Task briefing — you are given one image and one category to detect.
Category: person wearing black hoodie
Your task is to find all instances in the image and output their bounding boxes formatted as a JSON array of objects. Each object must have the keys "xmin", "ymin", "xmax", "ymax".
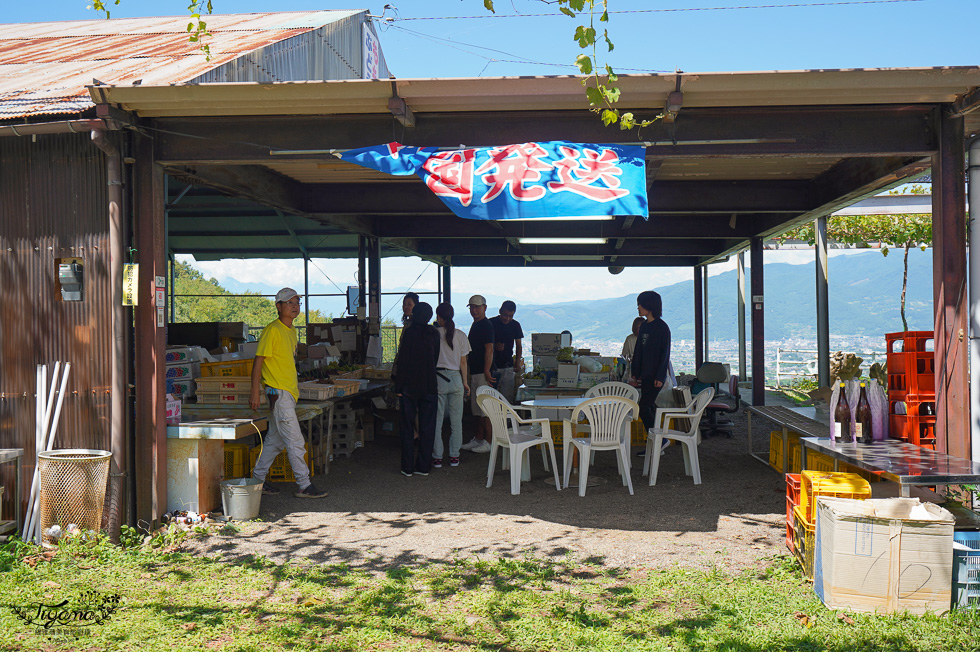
[
  {"xmin": 392, "ymin": 302, "xmax": 441, "ymax": 477},
  {"xmin": 630, "ymin": 290, "xmax": 671, "ymax": 433}
]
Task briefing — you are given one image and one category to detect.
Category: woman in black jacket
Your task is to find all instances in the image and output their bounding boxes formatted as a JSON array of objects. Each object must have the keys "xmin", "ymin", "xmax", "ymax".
[
  {"xmin": 393, "ymin": 302, "xmax": 440, "ymax": 476},
  {"xmin": 630, "ymin": 290, "xmax": 671, "ymax": 433}
]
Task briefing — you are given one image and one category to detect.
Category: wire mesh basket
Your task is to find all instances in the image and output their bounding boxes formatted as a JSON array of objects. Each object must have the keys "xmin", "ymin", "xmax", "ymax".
[{"xmin": 38, "ymin": 449, "xmax": 111, "ymax": 547}]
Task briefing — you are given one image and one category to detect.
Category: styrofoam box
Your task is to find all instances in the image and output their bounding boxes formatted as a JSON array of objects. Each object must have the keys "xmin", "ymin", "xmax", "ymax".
[
  {"xmin": 556, "ymin": 362, "xmax": 579, "ymax": 388},
  {"xmin": 534, "ymin": 355, "xmax": 559, "ymax": 370},
  {"xmin": 165, "ymin": 346, "xmax": 208, "ymax": 363},
  {"xmin": 169, "ymin": 379, "xmax": 197, "ymax": 399},
  {"xmin": 814, "ymin": 497, "xmax": 954, "ymax": 615}
]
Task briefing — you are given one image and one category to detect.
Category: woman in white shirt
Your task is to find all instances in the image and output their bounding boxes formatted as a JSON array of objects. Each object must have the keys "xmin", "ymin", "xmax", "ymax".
[{"xmin": 432, "ymin": 303, "xmax": 471, "ymax": 468}]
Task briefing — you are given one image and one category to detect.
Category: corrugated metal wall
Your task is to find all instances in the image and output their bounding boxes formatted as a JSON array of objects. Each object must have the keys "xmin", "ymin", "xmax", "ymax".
[
  {"xmin": 190, "ymin": 13, "xmax": 389, "ymax": 83},
  {"xmin": 0, "ymin": 132, "xmax": 112, "ymax": 527}
]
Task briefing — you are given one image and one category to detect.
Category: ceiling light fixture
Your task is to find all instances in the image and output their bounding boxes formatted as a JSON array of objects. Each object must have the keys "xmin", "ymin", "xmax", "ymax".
[
  {"xmin": 503, "ymin": 215, "xmax": 616, "ymax": 222},
  {"xmin": 518, "ymin": 237, "xmax": 608, "ymax": 245}
]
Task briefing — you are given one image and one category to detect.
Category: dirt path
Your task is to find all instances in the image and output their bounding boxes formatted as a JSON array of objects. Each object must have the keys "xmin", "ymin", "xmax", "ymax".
[{"xmin": 185, "ymin": 411, "xmax": 790, "ymax": 573}]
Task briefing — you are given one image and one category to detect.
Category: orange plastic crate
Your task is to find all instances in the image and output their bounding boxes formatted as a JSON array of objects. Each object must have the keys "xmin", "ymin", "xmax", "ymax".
[
  {"xmin": 885, "ymin": 331, "xmax": 934, "ymax": 354},
  {"xmin": 785, "ymin": 473, "xmax": 801, "ymax": 553}
]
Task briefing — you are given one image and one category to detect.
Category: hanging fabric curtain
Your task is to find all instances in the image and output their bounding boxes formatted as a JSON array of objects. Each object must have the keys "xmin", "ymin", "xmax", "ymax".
[{"xmin": 341, "ymin": 141, "xmax": 648, "ymax": 221}]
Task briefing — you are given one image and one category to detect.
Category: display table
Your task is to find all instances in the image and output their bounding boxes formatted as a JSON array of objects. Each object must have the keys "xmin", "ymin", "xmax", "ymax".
[
  {"xmin": 166, "ymin": 417, "xmax": 267, "ymax": 514},
  {"xmin": 745, "ymin": 405, "xmax": 828, "ymax": 474},
  {"xmin": 520, "ymin": 395, "xmax": 603, "ymax": 487},
  {"xmin": 0, "ymin": 448, "xmax": 24, "ymax": 537},
  {"xmin": 801, "ymin": 436, "xmax": 980, "ymax": 497}
]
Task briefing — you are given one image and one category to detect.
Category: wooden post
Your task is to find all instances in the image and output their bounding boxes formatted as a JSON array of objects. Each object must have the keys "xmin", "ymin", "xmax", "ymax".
[
  {"xmin": 442, "ymin": 265, "xmax": 452, "ymax": 306},
  {"xmin": 133, "ymin": 133, "xmax": 167, "ymax": 525},
  {"xmin": 750, "ymin": 237, "xmax": 766, "ymax": 406},
  {"xmin": 931, "ymin": 109, "xmax": 969, "ymax": 458}
]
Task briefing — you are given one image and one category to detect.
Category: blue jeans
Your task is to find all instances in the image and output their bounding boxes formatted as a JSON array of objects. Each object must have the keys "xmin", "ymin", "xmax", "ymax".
[
  {"xmin": 400, "ymin": 393, "xmax": 437, "ymax": 474},
  {"xmin": 433, "ymin": 370, "xmax": 464, "ymax": 459}
]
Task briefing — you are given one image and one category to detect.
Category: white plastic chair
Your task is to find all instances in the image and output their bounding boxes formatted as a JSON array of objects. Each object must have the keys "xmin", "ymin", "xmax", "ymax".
[
  {"xmin": 582, "ymin": 382, "xmax": 641, "ymax": 463},
  {"xmin": 477, "ymin": 394, "xmax": 561, "ymax": 495},
  {"xmin": 562, "ymin": 396, "xmax": 638, "ymax": 497},
  {"xmin": 476, "ymin": 384, "xmax": 549, "ymax": 471},
  {"xmin": 643, "ymin": 388, "xmax": 715, "ymax": 486},
  {"xmin": 584, "ymin": 381, "xmax": 640, "ymax": 402}
]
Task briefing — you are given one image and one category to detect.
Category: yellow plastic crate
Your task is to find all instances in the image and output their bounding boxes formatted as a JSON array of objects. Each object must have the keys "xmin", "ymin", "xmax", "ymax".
[
  {"xmin": 630, "ymin": 420, "xmax": 647, "ymax": 447},
  {"xmin": 200, "ymin": 359, "xmax": 255, "ymax": 377},
  {"xmin": 799, "ymin": 470, "xmax": 871, "ymax": 524},
  {"xmin": 224, "ymin": 442, "xmax": 249, "ymax": 479},
  {"xmin": 803, "ymin": 449, "xmax": 836, "ymax": 473},
  {"xmin": 249, "ymin": 443, "xmax": 313, "ymax": 482},
  {"xmin": 768, "ymin": 431, "xmax": 802, "ymax": 473},
  {"xmin": 792, "ymin": 504, "xmax": 815, "ymax": 581}
]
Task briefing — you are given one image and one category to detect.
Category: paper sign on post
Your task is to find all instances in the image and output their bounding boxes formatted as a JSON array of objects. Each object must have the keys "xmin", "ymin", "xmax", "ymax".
[{"xmin": 122, "ymin": 264, "xmax": 138, "ymax": 306}]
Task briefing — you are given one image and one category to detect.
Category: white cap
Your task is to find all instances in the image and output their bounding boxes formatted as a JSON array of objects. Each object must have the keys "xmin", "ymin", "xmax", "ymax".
[
  {"xmin": 467, "ymin": 294, "xmax": 487, "ymax": 307},
  {"xmin": 275, "ymin": 287, "xmax": 298, "ymax": 303}
]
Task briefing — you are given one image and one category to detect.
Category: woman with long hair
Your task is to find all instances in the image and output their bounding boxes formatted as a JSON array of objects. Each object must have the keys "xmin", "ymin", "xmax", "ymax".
[
  {"xmin": 431, "ymin": 303, "xmax": 471, "ymax": 468},
  {"xmin": 630, "ymin": 291, "xmax": 671, "ymax": 434},
  {"xmin": 392, "ymin": 301, "xmax": 440, "ymax": 476}
]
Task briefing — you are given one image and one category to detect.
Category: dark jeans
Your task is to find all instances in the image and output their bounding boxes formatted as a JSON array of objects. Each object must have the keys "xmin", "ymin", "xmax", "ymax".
[
  {"xmin": 400, "ymin": 393, "xmax": 437, "ymax": 474},
  {"xmin": 638, "ymin": 379, "xmax": 663, "ymax": 433}
]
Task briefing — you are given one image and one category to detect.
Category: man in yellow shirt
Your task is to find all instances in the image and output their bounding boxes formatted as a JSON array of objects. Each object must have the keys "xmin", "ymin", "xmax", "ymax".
[{"xmin": 249, "ymin": 288, "xmax": 328, "ymax": 498}]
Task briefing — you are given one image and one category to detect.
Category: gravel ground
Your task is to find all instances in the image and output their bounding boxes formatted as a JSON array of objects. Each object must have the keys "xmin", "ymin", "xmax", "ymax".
[{"xmin": 185, "ymin": 410, "xmax": 791, "ymax": 574}]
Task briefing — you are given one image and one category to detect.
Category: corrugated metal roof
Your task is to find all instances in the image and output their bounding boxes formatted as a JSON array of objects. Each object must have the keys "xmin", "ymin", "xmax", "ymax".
[{"xmin": 0, "ymin": 10, "xmax": 384, "ymax": 119}]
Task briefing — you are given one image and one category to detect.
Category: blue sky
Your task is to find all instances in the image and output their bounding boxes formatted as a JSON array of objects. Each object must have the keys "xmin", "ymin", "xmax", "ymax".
[{"xmin": 11, "ymin": 1, "xmax": 965, "ymax": 312}]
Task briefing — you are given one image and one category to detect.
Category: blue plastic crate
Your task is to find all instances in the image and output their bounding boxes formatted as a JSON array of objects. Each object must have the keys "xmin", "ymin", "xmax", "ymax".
[{"xmin": 953, "ymin": 531, "xmax": 980, "ymax": 610}]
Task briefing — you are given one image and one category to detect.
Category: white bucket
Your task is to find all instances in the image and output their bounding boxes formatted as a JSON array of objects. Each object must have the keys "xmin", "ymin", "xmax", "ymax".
[{"xmin": 219, "ymin": 478, "xmax": 262, "ymax": 520}]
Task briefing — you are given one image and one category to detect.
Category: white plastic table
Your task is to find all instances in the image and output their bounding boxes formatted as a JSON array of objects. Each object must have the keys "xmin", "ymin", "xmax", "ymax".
[{"xmin": 520, "ymin": 396, "xmax": 604, "ymax": 486}]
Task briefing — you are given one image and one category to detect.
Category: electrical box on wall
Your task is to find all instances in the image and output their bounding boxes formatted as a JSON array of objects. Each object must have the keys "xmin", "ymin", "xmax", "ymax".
[{"xmin": 57, "ymin": 258, "xmax": 83, "ymax": 301}]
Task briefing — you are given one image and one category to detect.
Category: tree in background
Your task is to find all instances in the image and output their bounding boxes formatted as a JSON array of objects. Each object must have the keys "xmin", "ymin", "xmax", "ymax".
[
  {"xmin": 172, "ymin": 260, "xmax": 328, "ymax": 338},
  {"xmin": 777, "ymin": 186, "xmax": 933, "ymax": 331}
]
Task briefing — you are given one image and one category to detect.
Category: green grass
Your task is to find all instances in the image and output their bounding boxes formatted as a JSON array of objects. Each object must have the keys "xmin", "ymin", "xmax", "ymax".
[{"xmin": 1, "ymin": 530, "xmax": 978, "ymax": 651}]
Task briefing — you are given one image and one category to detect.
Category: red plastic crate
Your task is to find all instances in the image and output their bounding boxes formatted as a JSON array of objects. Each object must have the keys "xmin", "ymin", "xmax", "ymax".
[
  {"xmin": 889, "ymin": 413, "xmax": 937, "ymax": 446},
  {"xmin": 785, "ymin": 473, "xmax": 801, "ymax": 553},
  {"xmin": 886, "ymin": 331, "xmax": 935, "ymax": 354},
  {"xmin": 886, "ymin": 353, "xmax": 935, "ymax": 394}
]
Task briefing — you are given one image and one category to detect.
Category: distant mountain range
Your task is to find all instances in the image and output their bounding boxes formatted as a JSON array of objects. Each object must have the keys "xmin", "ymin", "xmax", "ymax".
[
  {"xmin": 515, "ymin": 249, "xmax": 935, "ymax": 343},
  {"xmin": 211, "ymin": 249, "xmax": 935, "ymax": 344}
]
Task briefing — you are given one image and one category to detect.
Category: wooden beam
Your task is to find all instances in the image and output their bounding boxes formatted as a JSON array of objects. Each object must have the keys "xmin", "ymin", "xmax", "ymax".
[
  {"xmin": 304, "ymin": 180, "xmax": 811, "ymax": 217},
  {"xmin": 414, "ymin": 239, "xmax": 740, "ymax": 257},
  {"xmin": 445, "ymin": 255, "xmax": 700, "ymax": 267},
  {"xmin": 932, "ymin": 109, "xmax": 969, "ymax": 458},
  {"xmin": 951, "ymin": 86, "xmax": 980, "ymax": 118},
  {"xmin": 153, "ymin": 105, "xmax": 936, "ymax": 164}
]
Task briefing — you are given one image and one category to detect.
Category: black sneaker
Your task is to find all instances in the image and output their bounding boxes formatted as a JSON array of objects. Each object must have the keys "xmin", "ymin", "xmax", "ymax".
[
  {"xmin": 295, "ymin": 484, "xmax": 328, "ymax": 499},
  {"xmin": 261, "ymin": 482, "xmax": 280, "ymax": 495},
  {"xmin": 401, "ymin": 470, "xmax": 413, "ymax": 477},
  {"xmin": 413, "ymin": 470, "xmax": 429, "ymax": 477}
]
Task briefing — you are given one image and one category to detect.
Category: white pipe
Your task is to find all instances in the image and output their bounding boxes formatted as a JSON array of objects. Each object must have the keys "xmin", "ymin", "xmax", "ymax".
[
  {"xmin": 28, "ymin": 363, "xmax": 71, "ymax": 543},
  {"xmin": 968, "ymin": 137, "xmax": 980, "ymax": 465},
  {"xmin": 29, "ymin": 365, "xmax": 47, "ymax": 544},
  {"xmin": 23, "ymin": 366, "xmax": 42, "ymax": 535},
  {"xmin": 40, "ymin": 362, "xmax": 60, "ymax": 451}
]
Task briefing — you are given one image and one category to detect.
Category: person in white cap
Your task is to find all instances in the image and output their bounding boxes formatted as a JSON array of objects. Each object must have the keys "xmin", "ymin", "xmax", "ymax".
[
  {"xmin": 249, "ymin": 288, "xmax": 328, "ymax": 499},
  {"xmin": 460, "ymin": 294, "xmax": 494, "ymax": 453}
]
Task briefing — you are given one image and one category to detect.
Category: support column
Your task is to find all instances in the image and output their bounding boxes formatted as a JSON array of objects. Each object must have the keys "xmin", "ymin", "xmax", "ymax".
[
  {"xmin": 815, "ymin": 216, "xmax": 831, "ymax": 387},
  {"xmin": 968, "ymin": 137, "xmax": 980, "ymax": 464},
  {"xmin": 704, "ymin": 268, "xmax": 710, "ymax": 361},
  {"xmin": 750, "ymin": 237, "xmax": 766, "ymax": 406},
  {"xmin": 442, "ymin": 265, "xmax": 452, "ymax": 306},
  {"xmin": 737, "ymin": 251, "xmax": 747, "ymax": 381},
  {"xmin": 133, "ymin": 133, "xmax": 167, "ymax": 526},
  {"xmin": 367, "ymin": 237, "xmax": 381, "ymax": 329},
  {"xmin": 357, "ymin": 236, "xmax": 366, "ymax": 318},
  {"xmin": 693, "ymin": 266, "xmax": 704, "ymax": 370},
  {"xmin": 932, "ymin": 109, "xmax": 969, "ymax": 458},
  {"xmin": 303, "ymin": 254, "xmax": 310, "ymax": 326}
]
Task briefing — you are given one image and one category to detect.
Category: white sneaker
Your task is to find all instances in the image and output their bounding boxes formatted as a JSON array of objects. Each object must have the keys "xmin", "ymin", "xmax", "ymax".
[
  {"xmin": 460, "ymin": 439, "xmax": 481, "ymax": 451},
  {"xmin": 471, "ymin": 440, "xmax": 492, "ymax": 454}
]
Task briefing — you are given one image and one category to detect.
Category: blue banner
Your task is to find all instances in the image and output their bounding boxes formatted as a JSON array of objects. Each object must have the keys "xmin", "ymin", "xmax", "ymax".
[{"xmin": 340, "ymin": 141, "xmax": 648, "ymax": 221}]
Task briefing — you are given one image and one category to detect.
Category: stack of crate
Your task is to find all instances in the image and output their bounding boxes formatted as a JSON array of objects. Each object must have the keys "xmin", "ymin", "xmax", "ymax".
[
  {"xmin": 249, "ymin": 443, "xmax": 312, "ymax": 482},
  {"xmin": 331, "ymin": 405, "xmax": 363, "ymax": 458},
  {"xmin": 791, "ymin": 470, "xmax": 871, "ymax": 580},
  {"xmin": 224, "ymin": 442, "xmax": 250, "ymax": 479},
  {"xmin": 785, "ymin": 473, "xmax": 801, "ymax": 554},
  {"xmin": 886, "ymin": 331, "xmax": 936, "ymax": 449},
  {"xmin": 194, "ymin": 375, "xmax": 265, "ymax": 406}
]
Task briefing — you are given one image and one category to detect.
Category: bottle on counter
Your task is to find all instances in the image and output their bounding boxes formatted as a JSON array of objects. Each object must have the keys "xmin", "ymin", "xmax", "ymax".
[
  {"xmin": 856, "ymin": 381, "xmax": 873, "ymax": 444},
  {"xmin": 834, "ymin": 381, "xmax": 851, "ymax": 443}
]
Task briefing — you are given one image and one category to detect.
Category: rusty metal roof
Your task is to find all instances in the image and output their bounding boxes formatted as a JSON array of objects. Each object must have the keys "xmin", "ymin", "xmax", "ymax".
[{"xmin": 0, "ymin": 10, "xmax": 372, "ymax": 119}]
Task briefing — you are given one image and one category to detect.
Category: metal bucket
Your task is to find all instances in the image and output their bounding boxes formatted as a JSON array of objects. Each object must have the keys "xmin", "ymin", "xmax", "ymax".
[{"xmin": 219, "ymin": 478, "xmax": 262, "ymax": 520}]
